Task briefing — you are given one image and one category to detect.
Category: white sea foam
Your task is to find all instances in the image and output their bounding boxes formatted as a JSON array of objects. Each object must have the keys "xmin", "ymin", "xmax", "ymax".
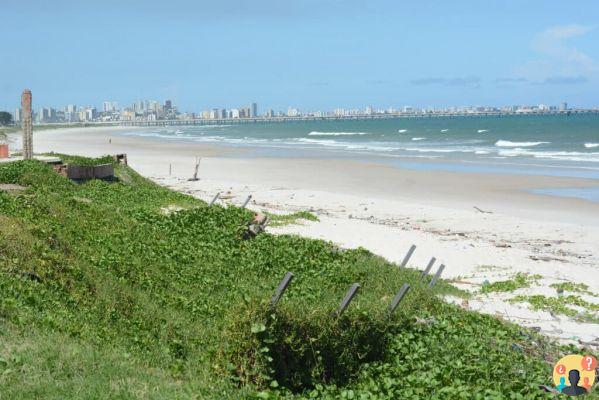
[
  {"xmin": 498, "ymin": 148, "xmax": 599, "ymax": 162},
  {"xmin": 404, "ymin": 147, "xmax": 474, "ymax": 154},
  {"xmin": 477, "ymin": 129, "xmax": 488, "ymax": 133},
  {"xmin": 440, "ymin": 129, "xmax": 449, "ymax": 132},
  {"xmin": 585, "ymin": 143, "xmax": 599, "ymax": 148},
  {"xmin": 495, "ymin": 140, "xmax": 549, "ymax": 147},
  {"xmin": 308, "ymin": 131, "xmax": 369, "ymax": 136},
  {"xmin": 398, "ymin": 129, "xmax": 408, "ymax": 133},
  {"xmin": 475, "ymin": 150, "xmax": 490, "ymax": 155},
  {"xmin": 411, "ymin": 137, "xmax": 426, "ymax": 141}
]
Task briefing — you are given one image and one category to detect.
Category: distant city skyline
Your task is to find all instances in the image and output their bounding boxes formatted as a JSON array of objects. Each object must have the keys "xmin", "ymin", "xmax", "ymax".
[{"xmin": 1, "ymin": 0, "xmax": 599, "ymax": 111}]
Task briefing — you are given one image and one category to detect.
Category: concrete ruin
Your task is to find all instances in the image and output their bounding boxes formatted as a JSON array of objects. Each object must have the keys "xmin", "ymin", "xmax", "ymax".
[{"xmin": 21, "ymin": 89, "xmax": 33, "ymax": 160}]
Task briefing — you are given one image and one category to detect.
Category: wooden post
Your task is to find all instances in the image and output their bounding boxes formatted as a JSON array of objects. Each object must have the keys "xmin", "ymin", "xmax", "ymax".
[
  {"xmin": 169, "ymin": 163, "xmax": 172, "ymax": 176},
  {"xmin": 421, "ymin": 257, "xmax": 436, "ymax": 278},
  {"xmin": 399, "ymin": 245, "xmax": 416, "ymax": 268},
  {"xmin": 242, "ymin": 195, "xmax": 252, "ymax": 208},
  {"xmin": 189, "ymin": 157, "xmax": 200, "ymax": 181},
  {"xmin": 209, "ymin": 192, "xmax": 220, "ymax": 207},
  {"xmin": 389, "ymin": 284, "xmax": 411, "ymax": 314},
  {"xmin": 429, "ymin": 264, "xmax": 445, "ymax": 288},
  {"xmin": 269, "ymin": 272, "xmax": 294, "ymax": 308},
  {"xmin": 335, "ymin": 283, "xmax": 360, "ymax": 316}
]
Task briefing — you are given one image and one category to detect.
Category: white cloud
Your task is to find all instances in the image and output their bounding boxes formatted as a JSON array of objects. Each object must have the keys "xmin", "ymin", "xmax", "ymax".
[{"xmin": 514, "ymin": 24, "xmax": 598, "ymax": 82}]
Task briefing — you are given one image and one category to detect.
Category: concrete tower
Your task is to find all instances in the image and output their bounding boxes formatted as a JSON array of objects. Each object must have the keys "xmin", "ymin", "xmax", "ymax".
[{"xmin": 21, "ymin": 89, "xmax": 33, "ymax": 160}]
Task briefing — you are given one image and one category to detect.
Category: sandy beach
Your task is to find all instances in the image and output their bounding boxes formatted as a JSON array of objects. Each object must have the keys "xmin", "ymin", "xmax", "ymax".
[{"xmin": 7, "ymin": 126, "xmax": 599, "ymax": 347}]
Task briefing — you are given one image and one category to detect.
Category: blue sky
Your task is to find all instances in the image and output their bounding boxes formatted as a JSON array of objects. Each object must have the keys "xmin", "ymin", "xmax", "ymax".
[{"xmin": 1, "ymin": 0, "xmax": 599, "ymax": 112}]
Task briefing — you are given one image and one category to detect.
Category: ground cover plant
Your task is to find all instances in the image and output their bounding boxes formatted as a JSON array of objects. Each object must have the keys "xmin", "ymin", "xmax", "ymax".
[
  {"xmin": 480, "ymin": 272, "xmax": 541, "ymax": 294},
  {"xmin": 0, "ymin": 158, "xmax": 597, "ymax": 399}
]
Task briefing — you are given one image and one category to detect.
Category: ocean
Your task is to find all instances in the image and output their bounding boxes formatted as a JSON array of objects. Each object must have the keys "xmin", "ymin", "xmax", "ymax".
[{"xmin": 123, "ymin": 114, "xmax": 599, "ymax": 201}]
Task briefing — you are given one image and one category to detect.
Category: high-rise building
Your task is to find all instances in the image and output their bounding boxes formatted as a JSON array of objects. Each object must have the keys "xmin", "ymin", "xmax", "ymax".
[
  {"xmin": 165, "ymin": 100, "xmax": 172, "ymax": 110},
  {"xmin": 103, "ymin": 101, "xmax": 118, "ymax": 112},
  {"xmin": 250, "ymin": 102, "xmax": 258, "ymax": 118},
  {"xmin": 13, "ymin": 108, "xmax": 21, "ymax": 123},
  {"xmin": 560, "ymin": 102, "xmax": 568, "ymax": 111}
]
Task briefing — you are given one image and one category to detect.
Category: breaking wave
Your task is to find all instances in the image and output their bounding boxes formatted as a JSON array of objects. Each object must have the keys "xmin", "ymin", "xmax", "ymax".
[
  {"xmin": 585, "ymin": 143, "xmax": 599, "ymax": 148},
  {"xmin": 495, "ymin": 140, "xmax": 549, "ymax": 147},
  {"xmin": 308, "ymin": 131, "xmax": 370, "ymax": 136}
]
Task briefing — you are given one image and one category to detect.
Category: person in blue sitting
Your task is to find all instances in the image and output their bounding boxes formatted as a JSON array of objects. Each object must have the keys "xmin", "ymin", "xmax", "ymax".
[{"xmin": 562, "ymin": 369, "xmax": 588, "ymax": 396}]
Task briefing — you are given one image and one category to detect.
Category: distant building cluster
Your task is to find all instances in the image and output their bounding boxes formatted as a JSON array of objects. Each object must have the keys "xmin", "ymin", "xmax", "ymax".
[
  {"xmin": 8, "ymin": 100, "xmax": 580, "ymax": 125},
  {"xmin": 12, "ymin": 99, "xmax": 179, "ymax": 124}
]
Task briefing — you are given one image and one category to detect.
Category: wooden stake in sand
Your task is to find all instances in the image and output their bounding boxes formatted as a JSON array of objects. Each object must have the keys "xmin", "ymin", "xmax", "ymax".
[
  {"xmin": 421, "ymin": 257, "xmax": 436, "ymax": 278},
  {"xmin": 429, "ymin": 264, "xmax": 445, "ymax": 288},
  {"xmin": 389, "ymin": 283, "xmax": 411, "ymax": 314},
  {"xmin": 242, "ymin": 195, "xmax": 252, "ymax": 208},
  {"xmin": 335, "ymin": 283, "xmax": 360, "ymax": 316},
  {"xmin": 169, "ymin": 163, "xmax": 172, "ymax": 176},
  {"xmin": 188, "ymin": 157, "xmax": 201, "ymax": 181},
  {"xmin": 270, "ymin": 272, "xmax": 294, "ymax": 308},
  {"xmin": 209, "ymin": 192, "xmax": 220, "ymax": 207},
  {"xmin": 399, "ymin": 245, "xmax": 416, "ymax": 268}
]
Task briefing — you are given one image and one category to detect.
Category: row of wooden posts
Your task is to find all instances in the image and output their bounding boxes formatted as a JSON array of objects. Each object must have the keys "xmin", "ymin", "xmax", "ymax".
[
  {"xmin": 201, "ymin": 188, "xmax": 447, "ymax": 316},
  {"xmin": 269, "ymin": 244, "xmax": 446, "ymax": 316},
  {"xmin": 208, "ymin": 192, "xmax": 252, "ymax": 208}
]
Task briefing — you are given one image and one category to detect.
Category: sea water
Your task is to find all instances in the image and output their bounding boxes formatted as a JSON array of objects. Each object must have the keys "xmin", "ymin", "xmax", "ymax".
[{"xmin": 122, "ymin": 114, "xmax": 599, "ymax": 202}]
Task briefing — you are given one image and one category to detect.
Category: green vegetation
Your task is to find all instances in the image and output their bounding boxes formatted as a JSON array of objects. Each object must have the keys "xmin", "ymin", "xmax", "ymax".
[
  {"xmin": 511, "ymin": 295, "xmax": 599, "ymax": 323},
  {"xmin": 480, "ymin": 272, "xmax": 541, "ymax": 294},
  {"xmin": 266, "ymin": 210, "xmax": 319, "ymax": 227},
  {"xmin": 0, "ymin": 111, "xmax": 12, "ymax": 126},
  {"xmin": 0, "ymin": 158, "xmax": 594, "ymax": 399},
  {"xmin": 549, "ymin": 281, "xmax": 594, "ymax": 296}
]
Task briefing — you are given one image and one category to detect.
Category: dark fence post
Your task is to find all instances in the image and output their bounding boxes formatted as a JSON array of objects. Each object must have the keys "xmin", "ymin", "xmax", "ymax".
[
  {"xmin": 389, "ymin": 284, "xmax": 411, "ymax": 314},
  {"xmin": 429, "ymin": 264, "xmax": 446, "ymax": 287},
  {"xmin": 421, "ymin": 257, "xmax": 436, "ymax": 278},
  {"xmin": 399, "ymin": 245, "xmax": 416, "ymax": 268},
  {"xmin": 335, "ymin": 283, "xmax": 360, "ymax": 316},
  {"xmin": 270, "ymin": 272, "xmax": 294, "ymax": 308},
  {"xmin": 209, "ymin": 192, "xmax": 220, "ymax": 207},
  {"xmin": 242, "ymin": 195, "xmax": 252, "ymax": 208}
]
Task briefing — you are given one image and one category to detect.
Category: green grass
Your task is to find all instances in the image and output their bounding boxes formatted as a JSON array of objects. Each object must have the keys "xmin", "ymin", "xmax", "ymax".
[
  {"xmin": 266, "ymin": 210, "xmax": 319, "ymax": 227},
  {"xmin": 510, "ymin": 295, "xmax": 599, "ymax": 323},
  {"xmin": 480, "ymin": 272, "xmax": 541, "ymax": 294},
  {"xmin": 0, "ymin": 158, "xmax": 596, "ymax": 399},
  {"xmin": 549, "ymin": 282, "xmax": 594, "ymax": 296}
]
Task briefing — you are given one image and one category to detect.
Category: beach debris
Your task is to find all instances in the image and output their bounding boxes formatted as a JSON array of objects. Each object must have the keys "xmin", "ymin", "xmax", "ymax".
[
  {"xmin": 188, "ymin": 157, "xmax": 200, "ymax": 181},
  {"xmin": 0, "ymin": 183, "xmax": 27, "ymax": 191},
  {"xmin": 244, "ymin": 212, "xmax": 269, "ymax": 239},
  {"xmin": 529, "ymin": 255, "xmax": 567, "ymax": 263},
  {"xmin": 388, "ymin": 284, "xmax": 410, "ymax": 314},
  {"xmin": 112, "ymin": 153, "xmax": 128, "ymax": 165},
  {"xmin": 428, "ymin": 264, "xmax": 446, "ymax": 288},
  {"xmin": 334, "ymin": 283, "xmax": 360, "ymax": 317},
  {"xmin": 269, "ymin": 272, "xmax": 294, "ymax": 308},
  {"xmin": 209, "ymin": 192, "xmax": 221, "ymax": 207},
  {"xmin": 415, "ymin": 316, "xmax": 436, "ymax": 325},
  {"xmin": 473, "ymin": 206, "xmax": 493, "ymax": 214},
  {"xmin": 399, "ymin": 244, "xmax": 416, "ymax": 268}
]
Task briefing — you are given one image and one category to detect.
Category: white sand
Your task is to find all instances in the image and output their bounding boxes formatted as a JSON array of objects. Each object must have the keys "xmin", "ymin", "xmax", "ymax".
[{"xmin": 8, "ymin": 126, "xmax": 599, "ymax": 347}]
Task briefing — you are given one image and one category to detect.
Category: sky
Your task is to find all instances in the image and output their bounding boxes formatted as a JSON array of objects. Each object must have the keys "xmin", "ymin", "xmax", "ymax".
[{"xmin": 1, "ymin": 0, "xmax": 599, "ymax": 113}]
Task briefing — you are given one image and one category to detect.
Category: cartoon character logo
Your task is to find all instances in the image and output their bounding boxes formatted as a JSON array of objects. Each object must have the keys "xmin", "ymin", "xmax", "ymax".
[{"xmin": 553, "ymin": 354, "xmax": 597, "ymax": 396}]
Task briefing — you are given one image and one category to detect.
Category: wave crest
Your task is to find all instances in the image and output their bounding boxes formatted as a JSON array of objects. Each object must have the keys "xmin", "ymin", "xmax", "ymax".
[
  {"xmin": 308, "ymin": 131, "xmax": 369, "ymax": 136},
  {"xmin": 495, "ymin": 140, "xmax": 549, "ymax": 147}
]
